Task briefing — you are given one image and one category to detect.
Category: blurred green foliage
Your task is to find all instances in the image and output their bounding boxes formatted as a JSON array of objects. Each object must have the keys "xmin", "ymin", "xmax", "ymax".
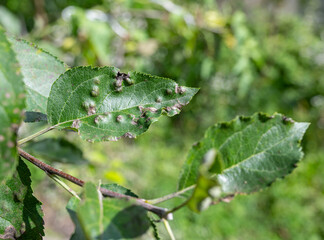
[{"xmin": 1, "ymin": 0, "xmax": 324, "ymax": 239}]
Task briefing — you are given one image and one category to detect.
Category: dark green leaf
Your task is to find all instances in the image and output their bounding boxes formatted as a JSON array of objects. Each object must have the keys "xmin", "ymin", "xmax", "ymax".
[
  {"xmin": 101, "ymin": 183, "xmax": 138, "ymax": 198},
  {"xmin": 178, "ymin": 113, "xmax": 309, "ymax": 196},
  {"xmin": 66, "ymin": 182, "xmax": 158, "ymax": 240},
  {"xmin": 9, "ymin": 37, "xmax": 67, "ymax": 114},
  {"xmin": 0, "ymin": 158, "xmax": 44, "ymax": 239},
  {"xmin": 24, "ymin": 111, "xmax": 48, "ymax": 123},
  {"xmin": 47, "ymin": 67, "xmax": 198, "ymax": 142},
  {"xmin": 0, "ymin": 27, "xmax": 25, "ymax": 183},
  {"xmin": 25, "ymin": 138, "xmax": 88, "ymax": 164}
]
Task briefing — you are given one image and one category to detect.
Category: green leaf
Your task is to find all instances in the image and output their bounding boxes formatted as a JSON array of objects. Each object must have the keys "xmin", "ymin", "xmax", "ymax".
[
  {"xmin": 47, "ymin": 67, "xmax": 198, "ymax": 142},
  {"xmin": 0, "ymin": 158, "xmax": 44, "ymax": 239},
  {"xmin": 25, "ymin": 138, "xmax": 88, "ymax": 164},
  {"xmin": 186, "ymin": 149, "xmax": 221, "ymax": 212},
  {"xmin": 0, "ymin": 6, "xmax": 21, "ymax": 35},
  {"xmin": 24, "ymin": 111, "xmax": 47, "ymax": 123},
  {"xmin": 178, "ymin": 113, "xmax": 309, "ymax": 196},
  {"xmin": 8, "ymin": 37, "xmax": 67, "ymax": 114},
  {"xmin": 0, "ymin": 27, "xmax": 25, "ymax": 183},
  {"xmin": 100, "ymin": 183, "xmax": 138, "ymax": 198},
  {"xmin": 66, "ymin": 182, "xmax": 158, "ymax": 240}
]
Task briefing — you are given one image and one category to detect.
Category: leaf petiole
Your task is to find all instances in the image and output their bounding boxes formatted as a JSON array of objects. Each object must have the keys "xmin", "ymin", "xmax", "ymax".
[
  {"xmin": 47, "ymin": 173, "xmax": 81, "ymax": 200},
  {"xmin": 162, "ymin": 219, "xmax": 176, "ymax": 240},
  {"xmin": 146, "ymin": 185, "xmax": 196, "ymax": 204},
  {"xmin": 18, "ymin": 126, "xmax": 55, "ymax": 145}
]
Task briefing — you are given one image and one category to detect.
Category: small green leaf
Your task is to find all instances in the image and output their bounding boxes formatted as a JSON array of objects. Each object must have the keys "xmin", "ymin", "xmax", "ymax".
[
  {"xmin": 0, "ymin": 158, "xmax": 44, "ymax": 239},
  {"xmin": 8, "ymin": 37, "xmax": 67, "ymax": 114},
  {"xmin": 66, "ymin": 182, "xmax": 158, "ymax": 240},
  {"xmin": 47, "ymin": 67, "xmax": 198, "ymax": 142},
  {"xmin": 101, "ymin": 183, "xmax": 138, "ymax": 198},
  {"xmin": 0, "ymin": 27, "xmax": 25, "ymax": 183},
  {"xmin": 25, "ymin": 138, "xmax": 88, "ymax": 164},
  {"xmin": 178, "ymin": 113, "xmax": 309, "ymax": 196},
  {"xmin": 186, "ymin": 149, "xmax": 221, "ymax": 212}
]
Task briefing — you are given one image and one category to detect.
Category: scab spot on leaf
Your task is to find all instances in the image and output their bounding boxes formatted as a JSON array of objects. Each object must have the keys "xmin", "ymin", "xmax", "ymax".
[
  {"xmin": 116, "ymin": 86, "xmax": 123, "ymax": 92},
  {"xmin": 175, "ymin": 84, "xmax": 186, "ymax": 94},
  {"xmin": 123, "ymin": 132, "xmax": 135, "ymax": 138},
  {"xmin": 88, "ymin": 106, "xmax": 96, "ymax": 116},
  {"xmin": 94, "ymin": 115, "xmax": 105, "ymax": 125},
  {"xmin": 91, "ymin": 85, "xmax": 99, "ymax": 97},
  {"xmin": 166, "ymin": 89, "xmax": 172, "ymax": 95},
  {"xmin": 155, "ymin": 97, "xmax": 162, "ymax": 103},
  {"xmin": 125, "ymin": 77, "xmax": 134, "ymax": 85},
  {"xmin": 282, "ymin": 116, "xmax": 294, "ymax": 124},
  {"xmin": 94, "ymin": 77, "xmax": 101, "ymax": 85},
  {"xmin": 72, "ymin": 119, "xmax": 81, "ymax": 129},
  {"xmin": 115, "ymin": 79, "xmax": 123, "ymax": 88},
  {"xmin": 108, "ymin": 136, "xmax": 120, "ymax": 141},
  {"xmin": 0, "ymin": 225, "xmax": 17, "ymax": 239},
  {"xmin": 116, "ymin": 115, "xmax": 123, "ymax": 123}
]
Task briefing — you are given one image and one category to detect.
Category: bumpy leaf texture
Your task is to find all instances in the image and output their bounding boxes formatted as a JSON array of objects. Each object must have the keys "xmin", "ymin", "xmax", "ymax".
[
  {"xmin": 9, "ymin": 37, "xmax": 67, "ymax": 114},
  {"xmin": 66, "ymin": 183, "xmax": 159, "ymax": 240},
  {"xmin": 47, "ymin": 66, "xmax": 198, "ymax": 142},
  {"xmin": 0, "ymin": 159, "xmax": 44, "ymax": 239},
  {"xmin": 178, "ymin": 113, "xmax": 309, "ymax": 196},
  {"xmin": 0, "ymin": 27, "xmax": 25, "ymax": 183}
]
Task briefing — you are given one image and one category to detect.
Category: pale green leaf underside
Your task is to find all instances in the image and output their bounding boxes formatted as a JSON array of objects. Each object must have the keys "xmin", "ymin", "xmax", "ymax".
[
  {"xmin": 178, "ymin": 113, "xmax": 309, "ymax": 194},
  {"xmin": 0, "ymin": 27, "xmax": 25, "ymax": 183},
  {"xmin": 0, "ymin": 159, "xmax": 44, "ymax": 239},
  {"xmin": 9, "ymin": 37, "xmax": 67, "ymax": 113},
  {"xmin": 66, "ymin": 182, "xmax": 157, "ymax": 240},
  {"xmin": 48, "ymin": 66, "xmax": 198, "ymax": 142},
  {"xmin": 25, "ymin": 138, "xmax": 88, "ymax": 164}
]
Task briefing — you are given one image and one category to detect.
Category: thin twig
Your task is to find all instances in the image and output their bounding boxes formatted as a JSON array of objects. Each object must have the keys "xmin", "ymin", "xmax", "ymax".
[
  {"xmin": 147, "ymin": 185, "xmax": 196, "ymax": 204},
  {"xmin": 162, "ymin": 219, "xmax": 176, "ymax": 240},
  {"xmin": 18, "ymin": 126, "xmax": 54, "ymax": 146},
  {"xmin": 47, "ymin": 173, "xmax": 81, "ymax": 200},
  {"xmin": 18, "ymin": 148, "xmax": 170, "ymax": 218},
  {"xmin": 167, "ymin": 199, "xmax": 190, "ymax": 214}
]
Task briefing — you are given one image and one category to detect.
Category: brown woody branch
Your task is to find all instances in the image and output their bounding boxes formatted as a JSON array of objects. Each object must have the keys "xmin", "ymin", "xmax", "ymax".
[{"xmin": 18, "ymin": 148, "xmax": 170, "ymax": 218}]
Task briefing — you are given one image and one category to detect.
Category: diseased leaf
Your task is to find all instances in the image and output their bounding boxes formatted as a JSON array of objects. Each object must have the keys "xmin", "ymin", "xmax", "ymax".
[
  {"xmin": 47, "ymin": 67, "xmax": 198, "ymax": 142},
  {"xmin": 66, "ymin": 182, "xmax": 158, "ymax": 240},
  {"xmin": 8, "ymin": 37, "xmax": 67, "ymax": 114},
  {"xmin": 0, "ymin": 158, "xmax": 44, "ymax": 239},
  {"xmin": 0, "ymin": 27, "xmax": 25, "ymax": 183},
  {"xmin": 25, "ymin": 138, "xmax": 88, "ymax": 164},
  {"xmin": 178, "ymin": 113, "xmax": 309, "ymax": 198}
]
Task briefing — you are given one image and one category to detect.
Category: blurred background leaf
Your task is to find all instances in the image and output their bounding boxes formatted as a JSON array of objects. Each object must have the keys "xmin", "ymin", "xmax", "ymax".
[{"xmin": 25, "ymin": 138, "xmax": 88, "ymax": 164}]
